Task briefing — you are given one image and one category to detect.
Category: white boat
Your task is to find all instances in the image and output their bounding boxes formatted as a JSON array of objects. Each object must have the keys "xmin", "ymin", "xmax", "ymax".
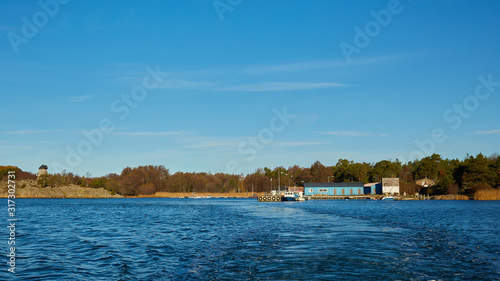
[
  {"xmin": 283, "ymin": 190, "xmax": 299, "ymax": 201},
  {"xmin": 381, "ymin": 196, "xmax": 394, "ymax": 200},
  {"xmin": 283, "ymin": 190, "xmax": 307, "ymax": 201},
  {"xmin": 185, "ymin": 193, "xmax": 202, "ymax": 199}
]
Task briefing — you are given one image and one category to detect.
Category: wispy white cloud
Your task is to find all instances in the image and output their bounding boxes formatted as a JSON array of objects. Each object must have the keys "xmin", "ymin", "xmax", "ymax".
[
  {"xmin": 240, "ymin": 55, "xmax": 406, "ymax": 74},
  {"xmin": 39, "ymin": 141, "xmax": 61, "ymax": 145},
  {"xmin": 155, "ymin": 76, "xmax": 347, "ymax": 92},
  {"xmin": 170, "ymin": 55, "xmax": 407, "ymax": 78},
  {"xmin": 318, "ymin": 131, "xmax": 387, "ymax": 137},
  {"xmin": 241, "ymin": 60, "xmax": 345, "ymax": 74},
  {"xmin": 159, "ymin": 77, "xmax": 214, "ymax": 90},
  {"xmin": 274, "ymin": 141, "xmax": 328, "ymax": 147},
  {"xmin": 473, "ymin": 129, "xmax": 500, "ymax": 135},
  {"xmin": 180, "ymin": 138, "xmax": 327, "ymax": 150},
  {"xmin": 181, "ymin": 142, "xmax": 237, "ymax": 149},
  {"xmin": 109, "ymin": 131, "xmax": 189, "ymax": 136},
  {"xmin": 216, "ymin": 82, "xmax": 348, "ymax": 92},
  {"xmin": 0, "ymin": 130, "xmax": 70, "ymax": 134},
  {"xmin": 0, "ymin": 26, "xmax": 17, "ymax": 31},
  {"xmin": 68, "ymin": 95, "xmax": 93, "ymax": 102},
  {"xmin": 0, "ymin": 145, "xmax": 38, "ymax": 149},
  {"xmin": 296, "ymin": 114, "xmax": 320, "ymax": 125},
  {"xmin": 104, "ymin": 55, "xmax": 404, "ymax": 92}
]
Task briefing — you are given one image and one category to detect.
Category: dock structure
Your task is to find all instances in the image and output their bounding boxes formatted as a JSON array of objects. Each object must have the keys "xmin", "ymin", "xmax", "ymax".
[{"xmin": 257, "ymin": 195, "xmax": 282, "ymax": 202}]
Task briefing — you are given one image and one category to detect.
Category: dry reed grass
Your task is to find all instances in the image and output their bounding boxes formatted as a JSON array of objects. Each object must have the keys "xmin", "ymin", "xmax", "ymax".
[
  {"xmin": 474, "ymin": 189, "xmax": 500, "ymax": 200},
  {"xmin": 136, "ymin": 192, "xmax": 255, "ymax": 198}
]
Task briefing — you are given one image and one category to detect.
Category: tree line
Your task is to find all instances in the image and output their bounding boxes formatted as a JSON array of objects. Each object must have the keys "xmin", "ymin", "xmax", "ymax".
[
  {"xmin": 2, "ymin": 153, "xmax": 499, "ymax": 196},
  {"xmin": 0, "ymin": 166, "xmax": 36, "ymax": 182}
]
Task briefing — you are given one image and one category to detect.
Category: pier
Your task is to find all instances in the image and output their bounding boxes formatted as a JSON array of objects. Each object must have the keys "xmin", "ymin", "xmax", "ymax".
[{"xmin": 257, "ymin": 195, "xmax": 282, "ymax": 202}]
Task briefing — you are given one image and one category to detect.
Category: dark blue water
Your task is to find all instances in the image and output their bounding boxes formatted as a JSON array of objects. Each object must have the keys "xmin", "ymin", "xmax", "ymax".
[{"xmin": 1, "ymin": 199, "xmax": 499, "ymax": 280}]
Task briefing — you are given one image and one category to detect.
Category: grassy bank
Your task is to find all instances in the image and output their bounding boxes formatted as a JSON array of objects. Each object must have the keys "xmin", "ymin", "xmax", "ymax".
[{"xmin": 474, "ymin": 189, "xmax": 500, "ymax": 200}]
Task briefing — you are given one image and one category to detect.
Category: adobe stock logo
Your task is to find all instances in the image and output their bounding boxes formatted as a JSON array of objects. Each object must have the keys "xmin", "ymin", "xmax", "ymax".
[
  {"xmin": 7, "ymin": 0, "xmax": 70, "ymax": 54},
  {"xmin": 213, "ymin": 0, "xmax": 242, "ymax": 21},
  {"xmin": 226, "ymin": 107, "xmax": 296, "ymax": 174},
  {"xmin": 51, "ymin": 65, "xmax": 169, "ymax": 172}
]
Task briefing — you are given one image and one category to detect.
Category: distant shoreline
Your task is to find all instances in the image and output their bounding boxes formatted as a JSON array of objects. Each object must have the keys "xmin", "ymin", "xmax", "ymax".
[
  {"xmin": 3, "ymin": 193, "xmax": 498, "ymax": 200},
  {"xmin": 1, "ymin": 180, "xmax": 499, "ymax": 200}
]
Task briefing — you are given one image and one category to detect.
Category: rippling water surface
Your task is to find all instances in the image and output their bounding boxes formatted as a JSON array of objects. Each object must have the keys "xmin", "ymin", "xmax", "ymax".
[{"xmin": 1, "ymin": 198, "xmax": 499, "ymax": 280}]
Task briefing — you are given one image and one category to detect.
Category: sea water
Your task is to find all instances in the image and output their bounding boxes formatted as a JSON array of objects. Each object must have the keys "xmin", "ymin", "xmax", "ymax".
[{"xmin": 1, "ymin": 198, "xmax": 499, "ymax": 280}]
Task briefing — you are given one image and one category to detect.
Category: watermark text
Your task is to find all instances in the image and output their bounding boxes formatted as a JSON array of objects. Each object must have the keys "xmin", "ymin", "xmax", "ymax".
[
  {"xmin": 6, "ymin": 171, "xmax": 16, "ymax": 274},
  {"xmin": 7, "ymin": 0, "xmax": 71, "ymax": 54}
]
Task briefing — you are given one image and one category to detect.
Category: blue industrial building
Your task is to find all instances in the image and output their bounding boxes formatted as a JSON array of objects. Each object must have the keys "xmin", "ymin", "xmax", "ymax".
[
  {"xmin": 303, "ymin": 182, "xmax": 365, "ymax": 196},
  {"xmin": 364, "ymin": 182, "xmax": 382, "ymax": 195}
]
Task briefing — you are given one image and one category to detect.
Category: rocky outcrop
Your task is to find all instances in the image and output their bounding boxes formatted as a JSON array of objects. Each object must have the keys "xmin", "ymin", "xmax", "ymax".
[{"xmin": 0, "ymin": 180, "xmax": 122, "ymax": 198}]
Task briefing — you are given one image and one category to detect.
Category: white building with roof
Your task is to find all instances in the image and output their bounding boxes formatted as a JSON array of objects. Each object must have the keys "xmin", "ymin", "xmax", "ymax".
[{"xmin": 382, "ymin": 178, "xmax": 399, "ymax": 194}]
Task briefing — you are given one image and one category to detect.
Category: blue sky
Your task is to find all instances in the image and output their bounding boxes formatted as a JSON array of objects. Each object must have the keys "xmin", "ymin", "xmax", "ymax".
[{"xmin": 1, "ymin": 0, "xmax": 499, "ymax": 176}]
